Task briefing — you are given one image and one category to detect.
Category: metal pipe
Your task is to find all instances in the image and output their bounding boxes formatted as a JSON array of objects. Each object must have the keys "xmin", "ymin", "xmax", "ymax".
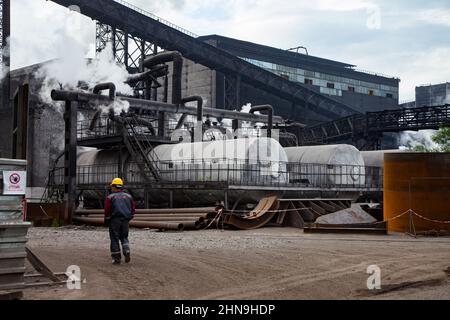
[
  {"xmin": 250, "ymin": 105, "xmax": 273, "ymax": 138},
  {"xmin": 125, "ymin": 70, "xmax": 156, "ymax": 84},
  {"xmin": 83, "ymin": 213, "xmax": 212, "ymax": 219},
  {"xmin": 183, "ymin": 221, "xmax": 203, "ymax": 230},
  {"xmin": 73, "ymin": 216, "xmax": 184, "ymax": 231},
  {"xmin": 135, "ymin": 217, "xmax": 205, "ymax": 222},
  {"xmin": 181, "ymin": 96, "xmax": 203, "ymax": 122},
  {"xmin": 85, "ymin": 217, "xmax": 207, "ymax": 224},
  {"xmin": 51, "ymin": 90, "xmax": 284, "ymax": 124},
  {"xmin": 75, "ymin": 207, "xmax": 216, "ymax": 214},
  {"xmin": 143, "ymin": 51, "xmax": 183, "ymax": 105},
  {"xmin": 93, "ymin": 83, "xmax": 116, "ymax": 100}
]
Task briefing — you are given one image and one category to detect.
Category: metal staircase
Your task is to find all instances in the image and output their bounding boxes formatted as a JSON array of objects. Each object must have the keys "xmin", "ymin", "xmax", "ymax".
[{"xmin": 121, "ymin": 115, "xmax": 161, "ymax": 181}]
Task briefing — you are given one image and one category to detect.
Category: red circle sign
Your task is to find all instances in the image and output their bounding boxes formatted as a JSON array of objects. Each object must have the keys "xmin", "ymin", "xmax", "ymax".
[{"xmin": 9, "ymin": 173, "xmax": 21, "ymax": 185}]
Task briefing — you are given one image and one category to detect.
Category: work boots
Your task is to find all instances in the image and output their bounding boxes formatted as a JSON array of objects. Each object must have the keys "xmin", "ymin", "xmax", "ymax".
[{"xmin": 124, "ymin": 252, "xmax": 131, "ymax": 263}]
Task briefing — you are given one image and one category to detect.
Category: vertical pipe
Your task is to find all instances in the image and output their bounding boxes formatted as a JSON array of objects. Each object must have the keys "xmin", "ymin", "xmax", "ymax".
[
  {"xmin": 64, "ymin": 101, "xmax": 77, "ymax": 225},
  {"xmin": 145, "ymin": 79, "xmax": 151, "ymax": 100},
  {"xmin": 163, "ymin": 72, "xmax": 169, "ymax": 103},
  {"xmin": 232, "ymin": 119, "xmax": 240, "ymax": 137},
  {"xmin": 118, "ymin": 144, "xmax": 123, "ymax": 178},
  {"xmin": 158, "ymin": 112, "xmax": 165, "ymax": 137},
  {"xmin": 152, "ymin": 85, "xmax": 158, "ymax": 101}
]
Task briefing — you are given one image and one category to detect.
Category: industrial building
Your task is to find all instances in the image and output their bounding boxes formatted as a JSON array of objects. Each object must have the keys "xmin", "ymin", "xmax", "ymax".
[
  {"xmin": 199, "ymin": 35, "xmax": 400, "ymax": 119},
  {"xmin": 416, "ymin": 82, "xmax": 450, "ymax": 107}
]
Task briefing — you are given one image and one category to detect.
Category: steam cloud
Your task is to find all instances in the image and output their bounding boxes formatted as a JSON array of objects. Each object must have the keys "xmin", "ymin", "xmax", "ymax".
[{"xmin": 399, "ymin": 130, "xmax": 439, "ymax": 150}]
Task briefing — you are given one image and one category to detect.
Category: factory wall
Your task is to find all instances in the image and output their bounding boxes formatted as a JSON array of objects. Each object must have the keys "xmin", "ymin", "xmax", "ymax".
[
  {"xmin": 158, "ymin": 58, "xmax": 216, "ymax": 109},
  {"xmin": 1, "ymin": 66, "xmax": 66, "ymax": 202}
]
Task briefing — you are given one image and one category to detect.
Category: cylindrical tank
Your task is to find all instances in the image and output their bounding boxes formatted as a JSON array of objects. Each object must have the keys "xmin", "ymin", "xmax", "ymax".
[
  {"xmin": 384, "ymin": 153, "xmax": 450, "ymax": 233},
  {"xmin": 149, "ymin": 138, "xmax": 288, "ymax": 185},
  {"xmin": 75, "ymin": 138, "xmax": 288, "ymax": 206},
  {"xmin": 284, "ymin": 144, "xmax": 365, "ymax": 186}
]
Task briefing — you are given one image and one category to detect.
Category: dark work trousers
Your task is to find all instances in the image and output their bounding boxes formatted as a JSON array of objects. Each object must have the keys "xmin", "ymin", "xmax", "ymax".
[{"xmin": 109, "ymin": 217, "xmax": 130, "ymax": 261}]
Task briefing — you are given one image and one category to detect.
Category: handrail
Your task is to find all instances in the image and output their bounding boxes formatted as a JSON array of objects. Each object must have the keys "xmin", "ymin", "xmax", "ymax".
[{"xmin": 113, "ymin": 0, "xmax": 198, "ymax": 38}]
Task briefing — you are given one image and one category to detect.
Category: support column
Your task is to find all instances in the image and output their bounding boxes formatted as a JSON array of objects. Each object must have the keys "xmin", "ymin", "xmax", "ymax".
[{"xmin": 63, "ymin": 101, "xmax": 78, "ymax": 225}]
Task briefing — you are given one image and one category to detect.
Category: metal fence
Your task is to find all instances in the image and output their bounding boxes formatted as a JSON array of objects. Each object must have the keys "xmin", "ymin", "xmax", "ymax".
[{"xmin": 51, "ymin": 160, "xmax": 383, "ymax": 190}]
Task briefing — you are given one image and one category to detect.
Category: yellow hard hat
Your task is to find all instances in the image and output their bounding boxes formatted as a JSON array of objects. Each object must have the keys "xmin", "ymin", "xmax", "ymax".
[{"xmin": 111, "ymin": 178, "xmax": 124, "ymax": 186}]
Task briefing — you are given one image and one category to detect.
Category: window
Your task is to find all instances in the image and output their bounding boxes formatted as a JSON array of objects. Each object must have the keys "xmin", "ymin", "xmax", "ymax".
[
  {"xmin": 327, "ymin": 83, "xmax": 335, "ymax": 89},
  {"xmin": 348, "ymin": 86, "xmax": 355, "ymax": 93},
  {"xmin": 386, "ymin": 93, "xmax": 393, "ymax": 98},
  {"xmin": 368, "ymin": 90, "xmax": 374, "ymax": 96},
  {"xmin": 304, "ymin": 78, "xmax": 313, "ymax": 85}
]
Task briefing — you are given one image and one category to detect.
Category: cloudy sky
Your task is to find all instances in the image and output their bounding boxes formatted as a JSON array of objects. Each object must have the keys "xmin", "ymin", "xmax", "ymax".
[{"xmin": 10, "ymin": 0, "xmax": 450, "ymax": 101}]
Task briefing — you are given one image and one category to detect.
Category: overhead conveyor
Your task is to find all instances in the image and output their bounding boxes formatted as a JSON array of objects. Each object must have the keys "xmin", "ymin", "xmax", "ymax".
[{"xmin": 49, "ymin": 0, "xmax": 359, "ymax": 120}]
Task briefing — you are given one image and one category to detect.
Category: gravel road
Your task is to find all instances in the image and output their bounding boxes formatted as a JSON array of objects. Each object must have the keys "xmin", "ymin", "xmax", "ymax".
[{"xmin": 23, "ymin": 226, "xmax": 450, "ymax": 300}]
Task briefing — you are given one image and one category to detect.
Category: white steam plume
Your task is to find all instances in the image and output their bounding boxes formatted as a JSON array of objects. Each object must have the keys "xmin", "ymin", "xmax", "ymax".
[
  {"xmin": 35, "ymin": 42, "xmax": 132, "ymax": 113},
  {"xmin": 399, "ymin": 130, "xmax": 438, "ymax": 150},
  {"xmin": 26, "ymin": 5, "xmax": 133, "ymax": 114},
  {"xmin": 0, "ymin": 38, "xmax": 10, "ymax": 81}
]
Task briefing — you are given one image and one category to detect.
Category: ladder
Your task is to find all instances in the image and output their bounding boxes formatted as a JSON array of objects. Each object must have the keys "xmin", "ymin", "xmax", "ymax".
[{"xmin": 121, "ymin": 115, "xmax": 161, "ymax": 181}]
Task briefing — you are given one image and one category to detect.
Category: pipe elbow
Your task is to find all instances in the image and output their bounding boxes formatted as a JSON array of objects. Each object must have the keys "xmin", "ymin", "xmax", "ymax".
[{"xmin": 93, "ymin": 82, "xmax": 116, "ymax": 100}]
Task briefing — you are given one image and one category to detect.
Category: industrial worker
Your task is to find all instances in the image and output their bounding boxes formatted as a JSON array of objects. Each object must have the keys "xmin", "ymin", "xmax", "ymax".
[{"xmin": 104, "ymin": 178, "xmax": 135, "ymax": 265}]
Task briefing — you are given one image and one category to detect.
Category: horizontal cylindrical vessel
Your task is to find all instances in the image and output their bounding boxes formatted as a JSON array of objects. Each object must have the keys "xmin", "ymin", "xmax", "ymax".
[
  {"xmin": 148, "ymin": 137, "xmax": 289, "ymax": 184},
  {"xmin": 75, "ymin": 138, "xmax": 289, "ymax": 206},
  {"xmin": 384, "ymin": 152, "xmax": 450, "ymax": 233},
  {"xmin": 284, "ymin": 144, "xmax": 365, "ymax": 186}
]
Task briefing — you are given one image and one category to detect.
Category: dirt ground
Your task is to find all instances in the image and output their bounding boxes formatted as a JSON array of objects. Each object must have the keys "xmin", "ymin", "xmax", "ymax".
[{"xmin": 23, "ymin": 226, "xmax": 450, "ymax": 300}]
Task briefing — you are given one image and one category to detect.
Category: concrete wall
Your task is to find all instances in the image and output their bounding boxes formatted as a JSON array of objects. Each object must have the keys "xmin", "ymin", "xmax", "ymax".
[{"xmin": 158, "ymin": 58, "xmax": 216, "ymax": 109}]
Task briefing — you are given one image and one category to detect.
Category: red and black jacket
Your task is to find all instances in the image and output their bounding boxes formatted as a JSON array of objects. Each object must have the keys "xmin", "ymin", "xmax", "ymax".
[{"xmin": 104, "ymin": 191, "xmax": 136, "ymax": 220}]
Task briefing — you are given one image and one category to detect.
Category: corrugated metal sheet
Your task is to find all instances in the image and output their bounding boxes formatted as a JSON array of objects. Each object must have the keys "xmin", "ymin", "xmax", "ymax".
[
  {"xmin": 0, "ymin": 158, "xmax": 27, "ymax": 222},
  {"xmin": 0, "ymin": 223, "xmax": 30, "ymax": 291},
  {"xmin": 0, "ymin": 159, "xmax": 30, "ymax": 293}
]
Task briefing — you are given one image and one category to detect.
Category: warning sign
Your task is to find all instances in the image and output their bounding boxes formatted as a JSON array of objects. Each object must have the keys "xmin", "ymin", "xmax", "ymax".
[{"xmin": 2, "ymin": 171, "xmax": 27, "ymax": 195}]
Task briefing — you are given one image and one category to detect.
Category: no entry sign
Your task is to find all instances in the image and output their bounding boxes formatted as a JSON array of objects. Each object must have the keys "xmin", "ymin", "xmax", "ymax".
[{"xmin": 2, "ymin": 171, "xmax": 27, "ymax": 195}]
